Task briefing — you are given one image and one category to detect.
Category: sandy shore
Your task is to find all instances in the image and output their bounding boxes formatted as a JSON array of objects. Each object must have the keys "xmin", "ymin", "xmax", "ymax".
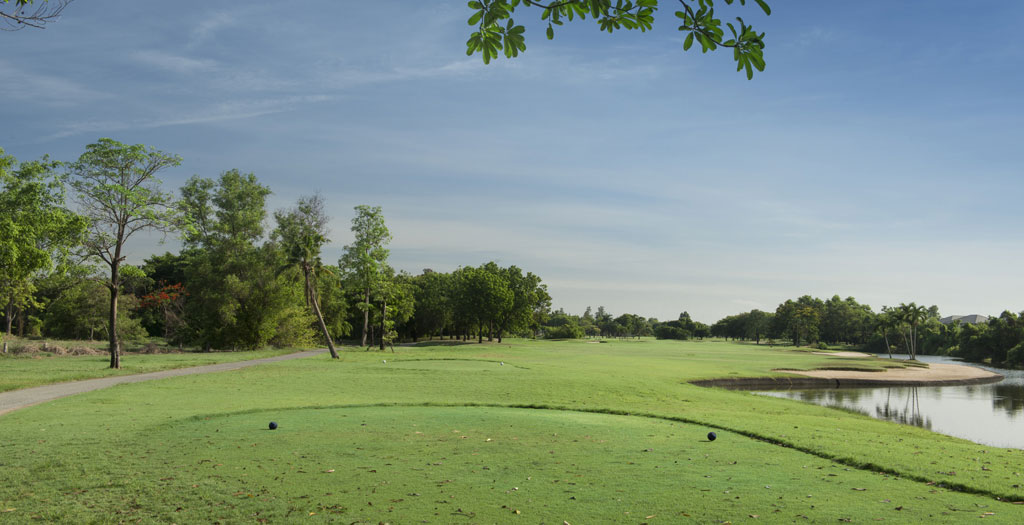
[{"xmin": 775, "ymin": 362, "xmax": 1002, "ymax": 383}]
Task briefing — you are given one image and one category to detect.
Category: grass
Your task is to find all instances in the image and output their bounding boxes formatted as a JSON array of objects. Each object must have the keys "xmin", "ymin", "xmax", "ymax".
[
  {"xmin": 1, "ymin": 338, "xmax": 1023, "ymax": 523},
  {"xmin": 0, "ymin": 337, "xmax": 303, "ymax": 392}
]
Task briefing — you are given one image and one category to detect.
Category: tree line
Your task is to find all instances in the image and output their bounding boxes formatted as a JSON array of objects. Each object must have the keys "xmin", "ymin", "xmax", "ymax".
[{"xmin": 0, "ymin": 141, "xmax": 550, "ymax": 367}]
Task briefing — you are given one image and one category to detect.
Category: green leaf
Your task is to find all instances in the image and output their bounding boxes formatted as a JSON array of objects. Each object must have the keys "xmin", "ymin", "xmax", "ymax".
[
  {"xmin": 546, "ymin": 25, "xmax": 554, "ymax": 40},
  {"xmin": 683, "ymin": 32, "xmax": 694, "ymax": 50},
  {"xmin": 754, "ymin": 0, "xmax": 771, "ymax": 16},
  {"xmin": 468, "ymin": 11, "xmax": 483, "ymax": 26}
]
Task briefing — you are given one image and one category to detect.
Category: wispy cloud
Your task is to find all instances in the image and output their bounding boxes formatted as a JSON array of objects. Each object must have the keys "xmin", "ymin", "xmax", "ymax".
[
  {"xmin": 47, "ymin": 95, "xmax": 331, "ymax": 139},
  {"xmin": 0, "ymin": 60, "xmax": 109, "ymax": 106},
  {"xmin": 132, "ymin": 50, "xmax": 218, "ymax": 74},
  {"xmin": 188, "ymin": 11, "xmax": 238, "ymax": 48}
]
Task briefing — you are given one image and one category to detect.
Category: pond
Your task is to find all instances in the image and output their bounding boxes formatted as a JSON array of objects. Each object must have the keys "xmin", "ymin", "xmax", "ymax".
[{"xmin": 757, "ymin": 355, "xmax": 1024, "ymax": 449}]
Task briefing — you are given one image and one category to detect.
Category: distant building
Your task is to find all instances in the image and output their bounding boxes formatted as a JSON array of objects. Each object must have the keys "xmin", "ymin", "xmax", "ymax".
[{"xmin": 939, "ymin": 314, "xmax": 989, "ymax": 325}]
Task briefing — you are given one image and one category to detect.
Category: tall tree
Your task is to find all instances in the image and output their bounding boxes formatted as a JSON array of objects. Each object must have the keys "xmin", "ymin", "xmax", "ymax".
[
  {"xmin": 339, "ymin": 205, "xmax": 391, "ymax": 347},
  {"xmin": 465, "ymin": 0, "xmax": 770, "ymax": 78},
  {"xmin": 69, "ymin": 139, "xmax": 182, "ymax": 369},
  {"xmin": 273, "ymin": 193, "xmax": 339, "ymax": 358},
  {"xmin": 0, "ymin": 150, "xmax": 86, "ymax": 336}
]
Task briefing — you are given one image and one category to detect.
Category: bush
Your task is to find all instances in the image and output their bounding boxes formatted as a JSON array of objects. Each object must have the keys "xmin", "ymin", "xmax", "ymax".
[
  {"xmin": 816, "ymin": 342, "xmax": 829, "ymax": 350},
  {"xmin": 544, "ymin": 323, "xmax": 584, "ymax": 339}
]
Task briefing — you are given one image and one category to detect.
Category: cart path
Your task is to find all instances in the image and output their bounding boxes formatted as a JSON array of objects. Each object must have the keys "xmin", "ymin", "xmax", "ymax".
[{"xmin": 0, "ymin": 349, "xmax": 328, "ymax": 417}]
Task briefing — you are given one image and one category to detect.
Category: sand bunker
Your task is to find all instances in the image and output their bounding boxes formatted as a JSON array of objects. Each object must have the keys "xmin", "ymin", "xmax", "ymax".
[{"xmin": 776, "ymin": 362, "xmax": 1001, "ymax": 383}]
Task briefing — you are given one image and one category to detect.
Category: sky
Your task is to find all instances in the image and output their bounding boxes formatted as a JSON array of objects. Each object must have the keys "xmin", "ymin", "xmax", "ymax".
[{"xmin": 3, "ymin": 1, "xmax": 1023, "ymax": 323}]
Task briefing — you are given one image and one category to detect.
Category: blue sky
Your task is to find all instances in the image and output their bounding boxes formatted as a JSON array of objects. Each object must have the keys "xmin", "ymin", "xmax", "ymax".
[{"xmin": 3, "ymin": 1, "xmax": 1023, "ymax": 323}]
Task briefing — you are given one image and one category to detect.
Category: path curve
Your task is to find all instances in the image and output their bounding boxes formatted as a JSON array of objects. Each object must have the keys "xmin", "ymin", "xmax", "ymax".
[{"xmin": 0, "ymin": 349, "xmax": 328, "ymax": 417}]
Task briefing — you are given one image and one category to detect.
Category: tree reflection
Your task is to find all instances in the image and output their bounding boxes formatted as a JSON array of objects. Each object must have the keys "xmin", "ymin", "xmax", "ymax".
[
  {"xmin": 992, "ymin": 384, "xmax": 1024, "ymax": 417},
  {"xmin": 875, "ymin": 387, "xmax": 932, "ymax": 430}
]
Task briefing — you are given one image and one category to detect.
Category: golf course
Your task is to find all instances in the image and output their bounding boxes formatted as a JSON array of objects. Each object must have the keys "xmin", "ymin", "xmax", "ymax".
[{"xmin": 2, "ymin": 339, "xmax": 1023, "ymax": 523}]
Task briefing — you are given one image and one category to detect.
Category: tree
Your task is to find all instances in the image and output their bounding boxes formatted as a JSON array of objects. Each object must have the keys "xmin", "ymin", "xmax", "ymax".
[
  {"xmin": 491, "ymin": 263, "xmax": 550, "ymax": 342},
  {"xmin": 339, "ymin": 205, "xmax": 391, "ymax": 347},
  {"xmin": 877, "ymin": 306, "xmax": 897, "ymax": 359},
  {"xmin": 410, "ymin": 270, "xmax": 452, "ymax": 341},
  {"xmin": 895, "ymin": 302, "xmax": 927, "ymax": 360},
  {"xmin": 774, "ymin": 295, "xmax": 823, "ymax": 347},
  {"xmin": 370, "ymin": 268, "xmax": 414, "ymax": 350},
  {"xmin": 69, "ymin": 139, "xmax": 182, "ymax": 369},
  {"xmin": 273, "ymin": 193, "xmax": 340, "ymax": 359},
  {"xmin": 1, "ymin": 0, "xmax": 72, "ymax": 31},
  {"xmin": 453, "ymin": 264, "xmax": 512, "ymax": 343},
  {"xmin": 178, "ymin": 171, "xmax": 311, "ymax": 351},
  {"xmin": 465, "ymin": 0, "xmax": 770, "ymax": 78},
  {"xmin": 0, "ymin": 149, "xmax": 86, "ymax": 336}
]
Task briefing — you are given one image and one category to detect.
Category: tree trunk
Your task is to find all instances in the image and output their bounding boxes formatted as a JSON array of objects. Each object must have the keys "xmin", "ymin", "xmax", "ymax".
[
  {"xmin": 361, "ymin": 287, "xmax": 370, "ymax": 347},
  {"xmin": 4, "ymin": 299, "xmax": 13, "ymax": 336},
  {"xmin": 108, "ymin": 277, "xmax": 120, "ymax": 369},
  {"xmin": 883, "ymin": 332, "xmax": 893, "ymax": 359},
  {"xmin": 379, "ymin": 298, "xmax": 387, "ymax": 351},
  {"xmin": 306, "ymin": 267, "xmax": 338, "ymax": 359}
]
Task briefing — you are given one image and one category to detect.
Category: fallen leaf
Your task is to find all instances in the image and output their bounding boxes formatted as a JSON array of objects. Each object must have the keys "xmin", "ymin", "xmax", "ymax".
[
  {"xmin": 2, "ymin": 509, "xmax": 15, "ymax": 513},
  {"xmin": 325, "ymin": 469, "xmax": 335, "ymax": 473},
  {"xmin": 852, "ymin": 488, "xmax": 867, "ymax": 491},
  {"xmin": 749, "ymin": 515, "xmax": 759, "ymax": 518}
]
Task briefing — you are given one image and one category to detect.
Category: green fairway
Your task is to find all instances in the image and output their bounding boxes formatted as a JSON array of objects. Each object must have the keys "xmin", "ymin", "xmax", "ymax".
[
  {"xmin": 2, "ymin": 339, "xmax": 1023, "ymax": 523},
  {"xmin": 0, "ymin": 347, "xmax": 302, "ymax": 392}
]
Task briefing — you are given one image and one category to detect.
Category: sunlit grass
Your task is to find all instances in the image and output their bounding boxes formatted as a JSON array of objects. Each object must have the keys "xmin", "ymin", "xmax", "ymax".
[{"xmin": 1, "ymin": 338, "xmax": 1021, "ymax": 522}]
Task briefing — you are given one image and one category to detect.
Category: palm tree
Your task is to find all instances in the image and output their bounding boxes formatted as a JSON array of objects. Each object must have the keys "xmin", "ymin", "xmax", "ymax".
[
  {"xmin": 897, "ymin": 302, "xmax": 927, "ymax": 360},
  {"xmin": 274, "ymin": 194, "xmax": 339, "ymax": 359}
]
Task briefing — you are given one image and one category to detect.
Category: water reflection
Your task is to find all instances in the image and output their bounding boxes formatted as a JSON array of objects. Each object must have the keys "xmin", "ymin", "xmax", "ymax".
[
  {"xmin": 874, "ymin": 388, "xmax": 931, "ymax": 430},
  {"xmin": 758, "ymin": 355, "xmax": 1024, "ymax": 449}
]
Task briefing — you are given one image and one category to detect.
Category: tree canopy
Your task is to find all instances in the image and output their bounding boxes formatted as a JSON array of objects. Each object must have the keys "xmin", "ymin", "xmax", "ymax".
[{"xmin": 466, "ymin": 0, "xmax": 770, "ymax": 78}]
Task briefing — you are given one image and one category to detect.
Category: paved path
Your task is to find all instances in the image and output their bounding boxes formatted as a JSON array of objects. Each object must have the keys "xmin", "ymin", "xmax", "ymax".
[{"xmin": 0, "ymin": 349, "xmax": 327, "ymax": 417}]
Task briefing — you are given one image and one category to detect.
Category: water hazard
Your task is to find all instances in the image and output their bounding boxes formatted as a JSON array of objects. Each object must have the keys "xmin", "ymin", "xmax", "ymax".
[{"xmin": 757, "ymin": 355, "xmax": 1024, "ymax": 449}]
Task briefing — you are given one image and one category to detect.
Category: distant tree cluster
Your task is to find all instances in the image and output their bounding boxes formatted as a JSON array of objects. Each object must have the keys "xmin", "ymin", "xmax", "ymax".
[
  {"xmin": 710, "ymin": 295, "xmax": 1024, "ymax": 368},
  {"xmin": 534, "ymin": 307, "xmax": 708, "ymax": 341}
]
